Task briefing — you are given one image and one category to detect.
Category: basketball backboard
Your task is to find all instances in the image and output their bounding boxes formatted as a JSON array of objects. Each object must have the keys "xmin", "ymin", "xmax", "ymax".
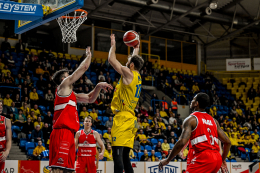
[{"xmin": 15, "ymin": 0, "xmax": 84, "ymax": 34}]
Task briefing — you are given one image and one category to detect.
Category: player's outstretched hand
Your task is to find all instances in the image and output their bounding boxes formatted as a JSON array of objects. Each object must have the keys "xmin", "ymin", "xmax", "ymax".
[
  {"xmin": 133, "ymin": 40, "xmax": 140, "ymax": 49},
  {"xmin": 159, "ymin": 158, "xmax": 170, "ymax": 171},
  {"xmin": 99, "ymin": 152, "xmax": 104, "ymax": 160},
  {"xmin": 110, "ymin": 34, "xmax": 116, "ymax": 47},
  {"xmin": 98, "ymin": 82, "xmax": 113, "ymax": 92},
  {"xmin": 86, "ymin": 46, "xmax": 92, "ymax": 58},
  {"xmin": 220, "ymin": 160, "xmax": 229, "ymax": 173}
]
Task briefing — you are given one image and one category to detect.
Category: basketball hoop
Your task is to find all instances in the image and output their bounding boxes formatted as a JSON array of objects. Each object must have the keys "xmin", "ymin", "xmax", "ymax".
[{"xmin": 57, "ymin": 9, "xmax": 88, "ymax": 43}]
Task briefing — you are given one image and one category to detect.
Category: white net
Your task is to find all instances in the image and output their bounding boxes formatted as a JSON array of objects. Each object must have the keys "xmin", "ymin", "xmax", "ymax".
[{"xmin": 56, "ymin": 10, "xmax": 88, "ymax": 43}]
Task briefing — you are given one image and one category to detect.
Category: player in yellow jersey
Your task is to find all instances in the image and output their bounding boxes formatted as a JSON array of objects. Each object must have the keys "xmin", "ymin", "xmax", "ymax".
[{"xmin": 108, "ymin": 34, "xmax": 144, "ymax": 173}]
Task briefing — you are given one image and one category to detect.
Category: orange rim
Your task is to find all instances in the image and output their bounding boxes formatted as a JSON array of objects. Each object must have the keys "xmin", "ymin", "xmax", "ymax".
[{"xmin": 60, "ymin": 9, "xmax": 88, "ymax": 19}]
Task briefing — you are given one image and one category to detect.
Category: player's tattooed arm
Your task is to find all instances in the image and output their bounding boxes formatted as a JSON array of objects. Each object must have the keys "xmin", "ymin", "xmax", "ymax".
[
  {"xmin": 214, "ymin": 119, "xmax": 231, "ymax": 162},
  {"xmin": 165, "ymin": 116, "xmax": 196, "ymax": 163}
]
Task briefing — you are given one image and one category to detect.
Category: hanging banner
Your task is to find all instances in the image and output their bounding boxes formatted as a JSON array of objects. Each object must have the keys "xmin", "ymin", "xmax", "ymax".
[
  {"xmin": 253, "ymin": 58, "xmax": 260, "ymax": 70},
  {"xmin": 226, "ymin": 59, "xmax": 251, "ymax": 71}
]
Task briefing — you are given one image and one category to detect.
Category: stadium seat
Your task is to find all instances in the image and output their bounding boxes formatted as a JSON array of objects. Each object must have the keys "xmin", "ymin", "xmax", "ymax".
[
  {"xmin": 102, "ymin": 130, "xmax": 107, "ymax": 135},
  {"xmin": 12, "ymin": 125, "xmax": 20, "ymax": 132},
  {"xmin": 140, "ymin": 145, "xmax": 144, "ymax": 151},
  {"xmin": 151, "ymin": 138, "xmax": 158, "ymax": 145},
  {"xmin": 38, "ymin": 105, "xmax": 46, "ymax": 111},
  {"xmin": 145, "ymin": 145, "xmax": 152, "ymax": 151},
  {"xmin": 25, "ymin": 142, "xmax": 35, "ymax": 151},
  {"xmin": 158, "ymin": 139, "xmax": 164, "ymax": 144},
  {"xmin": 96, "ymin": 129, "xmax": 102, "ymax": 134},
  {"xmin": 155, "ymin": 152, "xmax": 161, "ymax": 158},
  {"xmin": 27, "ymin": 149, "xmax": 34, "ymax": 156},
  {"xmin": 138, "ymin": 152, "xmax": 143, "ymax": 161},
  {"xmin": 19, "ymin": 139, "xmax": 27, "ymax": 148}
]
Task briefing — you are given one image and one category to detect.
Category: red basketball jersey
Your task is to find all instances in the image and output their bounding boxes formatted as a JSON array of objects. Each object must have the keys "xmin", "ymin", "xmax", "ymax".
[
  {"xmin": 77, "ymin": 129, "xmax": 97, "ymax": 156},
  {"xmin": 53, "ymin": 89, "xmax": 79, "ymax": 132},
  {"xmin": 189, "ymin": 111, "xmax": 219, "ymax": 153},
  {"xmin": 0, "ymin": 116, "xmax": 6, "ymax": 151}
]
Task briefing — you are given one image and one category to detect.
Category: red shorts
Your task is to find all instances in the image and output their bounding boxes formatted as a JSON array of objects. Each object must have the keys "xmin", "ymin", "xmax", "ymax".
[
  {"xmin": 186, "ymin": 148, "xmax": 195, "ymax": 166},
  {"xmin": 186, "ymin": 150, "xmax": 222, "ymax": 173},
  {"xmin": 75, "ymin": 156, "xmax": 96, "ymax": 173},
  {"xmin": 49, "ymin": 129, "xmax": 76, "ymax": 171}
]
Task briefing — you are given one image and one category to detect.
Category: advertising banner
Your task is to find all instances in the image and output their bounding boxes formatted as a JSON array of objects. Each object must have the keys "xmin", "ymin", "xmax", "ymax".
[
  {"xmin": 106, "ymin": 161, "xmax": 144, "ymax": 173},
  {"xmin": 226, "ymin": 59, "xmax": 251, "ymax": 71},
  {"xmin": 19, "ymin": 160, "xmax": 40, "ymax": 173},
  {"xmin": 4, "ymin": 160, "xmax": 18, "ymax": 173},
  {"xmin": 230, "ymin": 162, "xmax": 259, "ymax": 173},
  {"xmin": 145, "ymin": 162, "xmax": 181, "ymax": 173},
  {"xmin": 254, "ymin": 58, "xmax": 260, "ymax": 70}
]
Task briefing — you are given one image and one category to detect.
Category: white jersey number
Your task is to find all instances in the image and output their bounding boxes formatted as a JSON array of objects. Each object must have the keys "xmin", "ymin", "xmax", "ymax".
[{"xmin": 207, "ymin": 128, "xmax": 214, "ymax": 145}]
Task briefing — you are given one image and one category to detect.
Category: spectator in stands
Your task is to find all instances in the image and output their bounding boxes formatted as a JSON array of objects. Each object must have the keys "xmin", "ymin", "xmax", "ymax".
[
  {"xmin": 209, "ymin": 106, "xmax": 217, "ymax": 118},
  {"xmin": 169, "ymin": 138, "xmax": 175, "ymax": 149},
  {"xmin": 133, "ymin": 139, "xmax": 141, "ymax": 154},
  {"xmin": 84, "ymin": 76, "xmax": 93, "ymax": 86},
  {"xmin": 168, "ymin": 131, "xmax": 177, "ymax": 142},
  {"xmin": 36, "ymin": 65, "xmax": 44, "ymax": 76},
  {"xmin": 150, "ymin": 150, "xmax": 156, "ymax": 162},
  {"xmin": 20, "ymin": 102, "xmax": 30, "ymax": 116},
  {"xmin": 5, "ymin": 72, "xmax": 14, "ymax": 84},
  {"xmin": 174, "ymin": 77, "xmax": 182, "ymax": 90},
  {"xmin": 161, "ymin": 96, "xmax": 168, "ymax": 110},
  {"xmin": 44, "ymin": 111, "xmax": 53, "ymax": 126},
  {"xmin": 152, "ymin": 125, "xmax": 164, "ymax": 139},
  {"xmin": 169, "ymin": 112, "xmax": 177, "ymax": 126},
  {"xmin": 104, "ymin": 145, "xmax": 113, "ymax": 161},
  {"xmin": 15, "ymin": 39, "xmax": 25, "ymax": 53},
  {"xmin": 10, "ymin": 102, "xmax": 18, "ymax": 114},
  {"xmin": 29, "ymin": 88, "xmax": 39, "ymax": 105},
  {"xmin": 248, "ymin": 88, "xmax": 256, "ymax": 100},
  {"xmin": 37, "ymin": 75, "xmax": 46, "ymax": 91},
  {"xmin": 0, "ymin": 58, "xmax": 5, "ymax": 71},
  {"xmin": 180, "ymin": 84, "xmax": 188, "ymax": 93},
  {"xmin": 1, "ymin": 37, "xmax": 11, "ymax": 52},
  {"xmin": 213, "ymin": 95, "xmax": 221, "ymax": 105},
  {"xmin": 15, "ymin": 74, "xmax": 24, "ymax": 85},
  {"xmin": 151, "ymin": 93, "xmax": 159, "ymax": 108},
  {"xmin": 7, "ymin": 56, "xmax": 15, "ymax": 68},
  {"xmin": 135, "ymin": 129, "xmax": 152, "ymax": 146},
  {"xmin": 165, "ymin": 125, "xmax": 172, "ymax": 137},
  {"xmin": 236, "ymin": 105, "xmax": 243, "ymax": 116},
  {"xmin": 155, "ymin": 142, "xmax": 162, "ymax": 153},
  {"xmin": 31, "ymin": 104, "xmax": 40, "ymax": 117},
  {"xmin": 22, "ymin": 87, "xmax": 30, "ymax": 100},
  {"xmin": 160, "ymin": 107, "xmax": 168, "ymax": 120},
  {"xmin": 140, "ymin": 149, "xmax": 149, "ymax": 161},
  {"xmin": 31, "ymin": 125, "xmax": 44, "ymax": 143},
  {"xmin": 230, "ymin": 133, "xmax": 238, "ymax": 156},
  {"xmin": 103, "ymin": 127, "xmax": 112, "ymax": 144},
  {"xmin": 13, "ymin": 94, "xmax": 21, "ymax": 108},
  {"xmin": 45, "ymin": 90, "xmax": 54, "ymax": 107},
  {"xmin": 179, "ymin": 91, "xmax": 187, "ymax": 105},
  {"xmin": 98, "ymin": 71, "xmax": 105, "ymax": 81},
  {"xmin": 2, "ymin": 65, "xmax": 11, "ymax": 76},
  {"xmin": 34, "ymin": 117, "xmax": 44, "ymax": 129},
  {"xmin": 158, "ymin": 118, "xmax": 166, "ymax": 130},
  {"xmin": 192, "ymin": 82, "xmax": 200, "ymax": 93},
  {"xmin": 162, "ymin": 139, "xmax": 170, "ymax": 155},
  {"xmin": 144, "ymin": 125, "xmax": 153, "ymax": 138},
  {"xmin": 105, "ymin": 116, "xmax": 113, "ymax": 129},
  {"xmin": 42, "ymin": 123, "xmax": 51, "ymax": 147},
  {"xmin": 32, "ymin": 140, "xmax": 46, "ymax": 160},
  {"xmin": 28, "ymin": 111, "xmax": 37, "ymax": 122},
  {"xmin": 251, "ymin": 142, "xmax": 260, "ymax": 160},
  {"xmin": 18, "ymin": 117, "xmax": 33, "ymax": 139},
  {"xmin": 141, "ymin": 118, "xmax": 149, "ymax": 129},
  {"xmin": 3, "ymin": 94, "xmax": 12, "ymax": 108},
  {"xmin": 171, "ymin": 98, "xmax": 178, "ymax": 113},
  {"xmin": 14, "ymin": 109, "xmax": 26, "ymax": 127},
  {"xmin": 79, "ymin": 106, "xmax": 89, "ymax": 121}
]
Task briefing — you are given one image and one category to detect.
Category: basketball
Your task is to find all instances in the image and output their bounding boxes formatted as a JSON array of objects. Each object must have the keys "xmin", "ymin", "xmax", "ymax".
[{"xmin": 123, "ymin": 30, "xmax": 139, "ymax": 47}]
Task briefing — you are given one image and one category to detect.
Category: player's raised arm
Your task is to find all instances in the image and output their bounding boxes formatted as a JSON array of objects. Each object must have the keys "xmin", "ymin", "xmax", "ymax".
[
  {"xmin": 159, "ymin": 116, "xmax": 196, "ymax": 170},
  {"xmin": 0, "ymin": 118, "xmax": 11, "ymax": 162},
  {"xmin": 214, "ymin": 119, "xmax": 231, "ymax": 173},
  {"xmin": 75, "ymin": 82, "xmax": 113, "ymax": 103},
  {"xmin": 59, "ymin": 47, "xmax": 92, "ymax": 89},
  {"xmin": 108, "ymin": 34, "xmax": 133, "ymax": 79},
  {"xmin": 94, "ymin": 131, "xmax": 105, "ymax": 160}
]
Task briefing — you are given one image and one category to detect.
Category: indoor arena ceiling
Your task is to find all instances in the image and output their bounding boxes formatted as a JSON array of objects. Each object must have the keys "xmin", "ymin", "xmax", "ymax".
[{"xmin": 79, "ymin": 0, "xmax": 260, "ymax": 47}]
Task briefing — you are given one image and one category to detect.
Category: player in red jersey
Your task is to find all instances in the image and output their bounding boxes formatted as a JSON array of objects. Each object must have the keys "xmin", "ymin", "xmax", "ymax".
[
  {"xmin": 159, "ymin": 93, "xmax": 231, "ymax": 173},
  {"xmin": 50, "ymin": 47, "xmax": 112, "ymax": 173},
  {"xmin": 0, "ymin": 100, "xmax": 12, "ymax": 173},
  {"xmin": 75, "ymin": 116, "xmax": 105, "ymax": 173}
]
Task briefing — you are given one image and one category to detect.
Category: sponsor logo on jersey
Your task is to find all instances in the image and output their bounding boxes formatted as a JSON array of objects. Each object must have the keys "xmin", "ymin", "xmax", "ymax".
[
  {"xmin": 57, "ymin": 158, "xmax": 64, "ymax": 164},
  {"xmin": 148, "ymin": 165, "xmax": 178, "ymax": 173},
  {"xmin": 202, "ymin": 119, "xmax": 213, "ymax": 126},
  {"xmin": 232, "ymin": 164, "xmax": 242, "ymax": 170},
  {"xmin": 0, "ymin": 121, "xmax": 4, "ymax": 124}
]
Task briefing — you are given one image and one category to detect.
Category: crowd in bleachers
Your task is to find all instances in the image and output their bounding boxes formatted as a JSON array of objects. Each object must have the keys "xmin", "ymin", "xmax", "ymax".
[{"xmin": 1, "ymin": 37, "xmax": 260, "ymax": 162}]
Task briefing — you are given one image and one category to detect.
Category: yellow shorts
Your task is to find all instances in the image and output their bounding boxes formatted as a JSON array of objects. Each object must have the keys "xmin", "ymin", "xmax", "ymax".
[{"xmin": 111, "ymin": 111, "xmax": 137, "ymax": 148}]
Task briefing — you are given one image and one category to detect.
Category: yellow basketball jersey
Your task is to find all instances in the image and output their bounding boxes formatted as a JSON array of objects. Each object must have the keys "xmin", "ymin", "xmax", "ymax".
[{"xmin": 111, "ymin": 71, "xmax": 142, "ymax": 116}]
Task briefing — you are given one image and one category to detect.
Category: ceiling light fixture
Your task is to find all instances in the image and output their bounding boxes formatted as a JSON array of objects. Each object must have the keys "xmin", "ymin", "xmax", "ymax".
[{"xmin": 209, "ymin": 0, "xmax": 218, "ymax": 10}]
